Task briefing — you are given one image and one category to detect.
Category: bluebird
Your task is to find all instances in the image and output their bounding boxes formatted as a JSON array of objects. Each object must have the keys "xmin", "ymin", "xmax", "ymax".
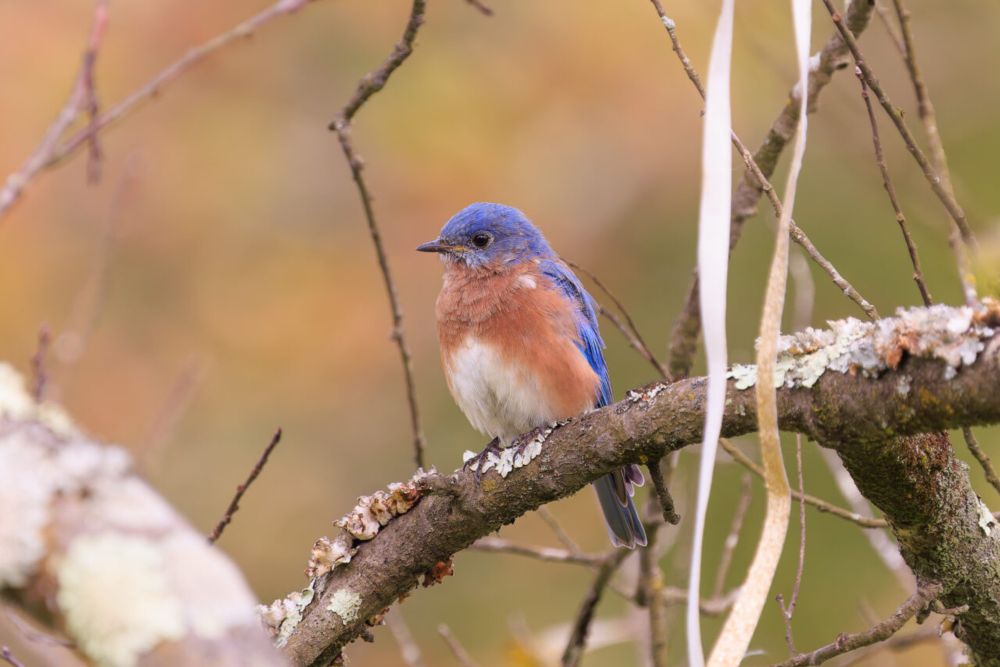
[{"xmin": 418, "ymin": 203, "xmax": 647, "ymax": 548}]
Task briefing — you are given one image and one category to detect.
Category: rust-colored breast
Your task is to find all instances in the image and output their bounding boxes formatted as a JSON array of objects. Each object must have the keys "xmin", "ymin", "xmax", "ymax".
[{"xmin": 436, "ymin": 261, "xmax": 601, "ymax": 422}]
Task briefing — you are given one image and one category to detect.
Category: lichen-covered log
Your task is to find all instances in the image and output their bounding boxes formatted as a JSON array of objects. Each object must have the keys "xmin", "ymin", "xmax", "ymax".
[
  {"xmin": 280, "ymin": 304, "xmax": 1000, "ymax": 666},
  {"xmin": 0, "ymin": 366, "xmax": 285, "ymax": 667}
]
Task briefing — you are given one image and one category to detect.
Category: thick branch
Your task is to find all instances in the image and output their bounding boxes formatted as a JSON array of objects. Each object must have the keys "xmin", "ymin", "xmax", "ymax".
[
  {"xmin": 0, "ymin": 367, "xmax": 283, "ymax": 666},
  {"xmin": 280, "ymin": 303, "xmax": 1000, "ymax": 665}
]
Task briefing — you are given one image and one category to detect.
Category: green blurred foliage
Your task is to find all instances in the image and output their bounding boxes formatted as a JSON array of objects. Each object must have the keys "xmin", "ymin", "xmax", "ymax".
[{"xmin": 1, "ymin": 0, "xmax": 999, "ymax": 665}]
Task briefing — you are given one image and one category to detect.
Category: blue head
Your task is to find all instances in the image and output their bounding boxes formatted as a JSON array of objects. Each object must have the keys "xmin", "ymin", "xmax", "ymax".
[{"xmin": 417, "ymin": 203, "xmax": 554, "ymax": 268}]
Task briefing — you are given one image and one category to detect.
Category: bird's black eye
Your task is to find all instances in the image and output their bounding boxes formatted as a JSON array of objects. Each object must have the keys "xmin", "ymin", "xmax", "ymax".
[{"xmin": 471, "ymin": 232, "xmax": 492, "ymax": 248}]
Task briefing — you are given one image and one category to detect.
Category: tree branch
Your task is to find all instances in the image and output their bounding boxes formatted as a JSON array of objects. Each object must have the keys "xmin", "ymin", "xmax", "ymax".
[{"xmin": 277, "ymin": 302, "xmax": 1000, "ymax": 665}]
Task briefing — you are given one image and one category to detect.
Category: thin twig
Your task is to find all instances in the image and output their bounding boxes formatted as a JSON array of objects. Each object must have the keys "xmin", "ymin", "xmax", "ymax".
[
  {"xmin": 645, "ymin": 458, "xmax": 681, "ymax": 524},
  {"xmin": 873, "ymin": 3, "xmax": 906, "ymax": 56},
  {"xmin": 821, "ymin": 0, "xmax": 978, "ymax": 297},
  {"xmin": 655, "ymin": 0, "xmax": 878, "ymax": 378},
  {"xmin": 777, "ymin": 435, "xmax": 808, "ymax": 654},
  {"xmin": 463, "ymin": 0, "xmax": 493, "ymax": 16},
  {"xmin": 29, "ymin": 325, "xmax": 51, "ymax": 403},
  {"xmin": 889, "ymin": 0, "xmax": 977, "ymax": 307},
  {"xmin": 658, "ymin": 0, "xmax": 880, "ymax": 323},
  {"xmin": 775, "ymin": 583, "xmax": 942, "ymax": 667},
  {"xmin": 208, "ymin": 428, "xmax": 283, "ymax": 543},
  {"xmin": 386, "ymin": 609, "xmax": 426, "ymax": 667},
  {"xmin": 962, "ymin": 427, "xmax": 1000, "ymax": 497},
  {"xmin": 566, "ymin": 260, "xmax": 670, "ymax": 379},
  {"xmin": 856, "ymin": 68, "xmax": 932, "ymax": 306},
  {"xmin": 0, "ymin": 0, "xmax": 109, "ymax": 218},
  {"xmin": 330, "ymin": 0, "xmax": 427, "ymax": 469},
  {"xmin": 0, "ymin": 647, "xmax": 25, "ymax": 667},
  {"xmin": 470, "ymin": 538, "xmax": 605, "ymax": 567},
  {"xmin": 712, "ymin": 472, "xmax": 752, "ymax": 598},
  {"xmin": 438, "ymin": 624, "xmax": 481, "ymax": 667},
  {"xmin": 139, "ymin": 358, "xmax": 207, "ymax": 472},
  {"xmin": 719, "ymin": 438, "xmax": 887, "ymax": 529},
  {"xmin": 82, "ymin": 0, "xmax": 109, "ymax": 184},
  {"xmin": 561, "ymin": 550, "xmax": 631, "ymax": 667},
  {"xmin": 1, "ymin": 0, "xmax": 316, "ymax": 220},
  {"xmin": 536, "ymin": 506, "xmax": 583, "ymax": 554},
  {"xmin": 638, "ymin": 510, "xmax": 668, "ymax": 667}
]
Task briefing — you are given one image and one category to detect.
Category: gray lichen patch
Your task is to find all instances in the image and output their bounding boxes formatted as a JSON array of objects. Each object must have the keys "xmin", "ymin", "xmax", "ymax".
[
  {"xmin": 727, "ymin": 304, "xmax": 998, "ymax": 391},
  {"xmin": 326, "ymin": 588, "xmax": 363, "ymax": 626},
  {"xmin": 258, "ymin": 583, "xmax": 315, "ymax": 648}
]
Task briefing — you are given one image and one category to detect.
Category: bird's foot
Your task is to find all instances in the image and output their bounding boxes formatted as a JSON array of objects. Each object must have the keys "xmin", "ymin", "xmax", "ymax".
[{"xmin": 463, "ymin": 437, "xmax": 502, "ymax": 484}]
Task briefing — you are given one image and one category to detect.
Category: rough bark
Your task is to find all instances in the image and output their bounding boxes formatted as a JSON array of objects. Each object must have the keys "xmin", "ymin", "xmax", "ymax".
[{"xmin": 280, "ymin": 303, "xmax": 1000, "ymax": 666}]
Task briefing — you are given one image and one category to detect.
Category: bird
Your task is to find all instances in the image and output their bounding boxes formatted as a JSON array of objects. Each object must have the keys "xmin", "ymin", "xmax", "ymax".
[{"xmin": 417, "ymin": 202, "xmax": 647, "ymax": 548}]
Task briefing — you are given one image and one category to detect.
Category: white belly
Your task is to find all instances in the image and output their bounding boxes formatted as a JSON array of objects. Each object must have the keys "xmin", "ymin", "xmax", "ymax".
[{"xmin": 445, "ymin": 337, "xmax": 556, "ymax": 443}]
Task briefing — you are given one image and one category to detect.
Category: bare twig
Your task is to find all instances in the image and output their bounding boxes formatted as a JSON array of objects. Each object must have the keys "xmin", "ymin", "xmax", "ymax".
[
  {"xmin": 645, "ymin": 458, "xmax": 681, "ymax": 524},
  {"xmin": 638, "ymin": 516, "xmax": 668, "ymax": 667},
  {"xmin": 82, "ymin": 0, "xmax": 109, "ymax": 184},
  {"xmin": 0, "ymin": 647, "xmax": 25, "ymax": 667},
  {"xmin": 536, "ymin": 505, "xmax": 583, "ymax": 554},
  {"xmin": 962, "ymin": 427, "xmax": 1000, "ymax": 498},
  {"xmin": 775, "ymin": 583, "xmax": 942, "ymax": 667},
  {"xmin": 438, "ymin": 624, "xmax": 481, "ymax": 667},
  {"xmin": 719, "ymin": 438, "xmax": 888, "ymax": 529},
  {"xmin": 566, "ymin": 260, "xmax": 670, "ymax": 380},
  {"xmin": 561, "ymin": 550, "xmax": 631, "ymax": 667},
  {"xmin": 713, "ymin": 473, "xmax": 753, "ymax": 598},
  {"xmin": 821, "ymin": 0, "xmax": 978, "ymax": 304},
  {"xmin": 856, "ymin": 68, "xmax": 933, "ymax": 306},
  {"xmin": 655, "ymin": 0, "xmax": 878, "ymax": 377},
  {"xmin": 470, "ymin": 538, "xmax": 605, "ymax": 567},
  {"xmin": 29, "ymin": 325, "xmax": 51, "ymax": 403},
  {"xmin": 1, "ymin": 0, "xmax": 316, "ymax": 220},
  {"xmin": 463, "ymin": 0, "xmax": 494, "ymax": 16},
  {"xmin": 208, "ymin": 428, "xmax": 283, "ymax": 543},
  {"xmin": 330, "ymin": 0, "xmax": 427, "ymax": 469},
  {"xmin": 140, "ymin": 358, "xmax": 207, "ymax": 471},
  {"xmin": 873, "ymin": 3, "xmax": 906, "ymax": 56},
  {"xmin": 0, "ymin": 0, "xmax": 109, "ymax": 218},
  {"xmin": 777, "ymin": 435, "xmax": 808, "ymax": 654},
  {"xmin": 889, "ymin": 0, "xmax": 977, "ymax": 307},
  {"xmin": 386, "ymin": 609, "xmax": 426, "ymax": 667}
]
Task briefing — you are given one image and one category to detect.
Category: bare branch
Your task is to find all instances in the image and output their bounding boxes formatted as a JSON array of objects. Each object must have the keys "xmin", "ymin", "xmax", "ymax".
[
  {"xmin": 657, "ymin": 0, "xmax": 878, "ymax": 378},
  {"xmin": 889, "ymin": 0, "xmax": 977, "ymax": 306},
  {"xmin": 645, "ymin": 458, "xmax": 681, "ymax": 525},
  {"xmin": 777, "ymin": 435, "xmax": 808, "ymax": 654},
  {"xmin": 463, "ymin": 0, "xmax": 494, "ymax": 16},
  {"xmin": 856, "ymin": 68, "xmax": 933, "ymax": 307},
  {"xmin": 0, "ymin": 647, "xmax": 25, "ymax": 667},
  {"xmin": 470, "ymin": 538, "xmax": 605, "ymax": 567},
  {"xmin": 712, "ymin": 473, "xmax": 753, "ymax": 598},
  {"xmin": 561, "ymin": 550, "xmax": 631, "ymax": 667},
  {"xmin": 330, "ymin": 0, "xmax": 427, "ymax": 469},
  {"xmin": 820, "ymin": 0, "xmax": 977, "ymax": 267},
  {"xmin": 536, "ymin": 506, "xmax": 583, "ymax": 554},
  {"xmin": 775, "ymin": 583, "xmax": 942, "ymax": 667},
  {"xmin": 29, "ymin": 325, "xmax": 51, "ymax": 404},
  {"xmin": 1, "ymin": 0, "xmax": 318, "ymax": 220},
  {"xmin": 719, "ymin": 438, "xmax": 887, "ymax": 529},
  {"xmin": 208, "ymin": 428, "xmax": 283, "ymax": 544},
  {"xmin": 566, "ymin": 260, "xmax": 670, "ymax": 380},
  {"xmin": 962, "ymin": 427, "xmax": 1000, "ymax": 498},
  {"xmin": 438, "ymin": 625, "xmax": 481, "ymax": 667},
  {"xmin": 386, "ymin": 610, "xmax": 425, "ymax": 667}
]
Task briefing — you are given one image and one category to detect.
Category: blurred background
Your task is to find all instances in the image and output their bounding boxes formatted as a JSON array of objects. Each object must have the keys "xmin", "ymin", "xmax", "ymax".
[{"xmin": 2, "ymin": 0, "xmax": 999, "ymax": 664}]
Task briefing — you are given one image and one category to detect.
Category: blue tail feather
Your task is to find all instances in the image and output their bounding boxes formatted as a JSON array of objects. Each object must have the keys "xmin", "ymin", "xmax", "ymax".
[{"xmin": 594, "ymin": 471, "xmax": 648, "ymax": 549}]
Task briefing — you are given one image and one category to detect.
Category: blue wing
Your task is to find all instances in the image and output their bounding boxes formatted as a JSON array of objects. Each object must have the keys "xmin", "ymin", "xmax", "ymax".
[
  {"xmin": 540, "ymin": 258, "xmax": 647, "ymax": 548},
  {"xmin": 539, "ymin": 258, "xmax": 613, "ymax": 408}
]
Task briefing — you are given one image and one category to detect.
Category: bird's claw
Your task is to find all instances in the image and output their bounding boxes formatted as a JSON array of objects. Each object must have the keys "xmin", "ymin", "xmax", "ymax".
[{"xmin": 463, "ymin": 437, "xmax": 502, "ymax": 484}]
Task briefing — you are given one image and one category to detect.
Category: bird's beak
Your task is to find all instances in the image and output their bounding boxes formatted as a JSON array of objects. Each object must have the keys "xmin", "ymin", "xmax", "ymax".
[{"xmin": 416, "ymin": 239, "xmax": 459, "ymax": 253}]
